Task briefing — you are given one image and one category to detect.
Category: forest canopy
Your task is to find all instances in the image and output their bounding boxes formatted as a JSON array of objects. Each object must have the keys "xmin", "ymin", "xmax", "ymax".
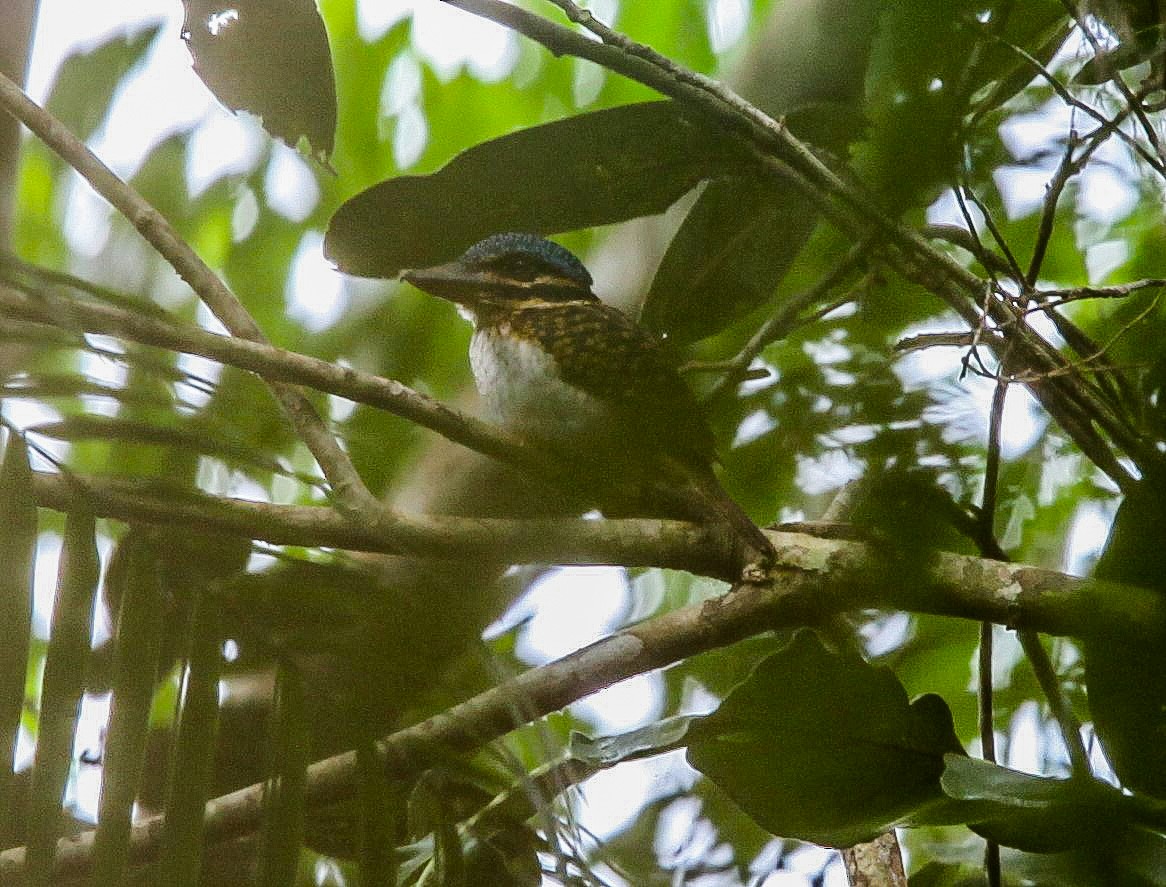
[{"xmin": 1, "ymin": 1, "xmax": 1166, "ymax": 885}]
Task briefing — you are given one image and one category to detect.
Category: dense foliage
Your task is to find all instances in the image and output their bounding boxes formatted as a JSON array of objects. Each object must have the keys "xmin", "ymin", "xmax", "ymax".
[{"xmin": 3, "ymin": 1, "xmax": 1166, "ymax": 885}]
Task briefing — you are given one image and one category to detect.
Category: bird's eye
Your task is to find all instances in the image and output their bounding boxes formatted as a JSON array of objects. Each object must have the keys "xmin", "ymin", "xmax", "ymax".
[{"xmin": 491, "ymin": 253, "xmax": 545, "ymax": 281}]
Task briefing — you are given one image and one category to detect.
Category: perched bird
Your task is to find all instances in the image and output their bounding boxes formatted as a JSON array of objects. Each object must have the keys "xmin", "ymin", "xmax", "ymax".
[{"xmin": 403, "ymin": 232, "xmax": 772, "ymax": 573}]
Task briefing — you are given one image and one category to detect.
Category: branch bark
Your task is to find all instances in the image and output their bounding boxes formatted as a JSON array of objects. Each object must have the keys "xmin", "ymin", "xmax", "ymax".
[
  {"xmin": 28, "ymin": 469, "xmax": 738, "ymax": 577},
  {"xmin": 0, "ymin": 281, "xmax": 548, "ymax": 477},
  {"xmin": 1, "ymin": 535, "xmax": 1160, "ymax": 880}
]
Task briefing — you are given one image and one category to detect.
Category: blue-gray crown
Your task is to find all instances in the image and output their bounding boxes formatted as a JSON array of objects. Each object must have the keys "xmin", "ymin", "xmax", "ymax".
[{"xmin": 461, "ymin": 233, "xmax": 593, "ymax": 288}]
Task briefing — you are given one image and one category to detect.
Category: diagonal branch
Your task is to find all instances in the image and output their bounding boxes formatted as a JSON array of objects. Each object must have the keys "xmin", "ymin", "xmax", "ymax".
[
  {"xmin": 2, "ymin": 531, "xmax": 1163, "ymax": 880},
  {"xmin": 0, "ymin": 72, "xmax": 378, "ymax": 515},
  {"xmin": 0, "ymin": 282, "xmax": 549, "ymax": 477}
]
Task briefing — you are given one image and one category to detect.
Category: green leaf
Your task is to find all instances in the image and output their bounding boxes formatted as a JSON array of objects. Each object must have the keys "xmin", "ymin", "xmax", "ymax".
[
  {"xmin": 26, "ymin": 510, "xmax": 100, "ymax": 887},
  {"xmin": 45, "ymin": 25, "xmax": 161, "ymax": 143},
  {"xmin": 686, "ymin": 631, "xmax": 966, "ymax": 847},
  {"xmin": 641, "ymin": 176, "xmax": 820, "ymax": 344},
  {"xmin": 942, "ymin": 755, "xmax": 1135, "ymax": 853},
  {"xmin": 0, "ymin": 430, "xmax": 36, "ymax": 847},
  {"xmin": 258, "ymin": 665, "xmax": 309, "ymax": 886},
  {"xmin": 181, "ymin": 0, "xmax": 337, "ymax": 157},
  {"xmin": 157, "ymin": 592, "xmax": 224, "ymax": 887},
  {"xmin": 324, "ymin": 101, "xmax": 749, "ymax": 278},
  {"xmin": 1084, "ymin": 467, "xmax": 1166, "ymax": 798},
  {"xmin": 92, "ymin": 533, "xmax": 166, "ymax": 885}
]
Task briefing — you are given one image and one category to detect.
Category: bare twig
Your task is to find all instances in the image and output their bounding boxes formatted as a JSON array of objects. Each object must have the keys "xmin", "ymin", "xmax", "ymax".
[
  {"xmin": 0, "ymin": 72, "xmax": 378, "ymax": 515},
  {"xmin": 923, "ymin": 224, "xmax": 1014, "ymax": 276},
  {"xmin": 0, "ymin": 283, "xmax": 550, "ymax": 477},
  {"xmin": 1059, "ymin": 0, "xmax": 1166, "ymax": 169},
  {"xmin": 704, "ymin": 242, "xmax": 869, "ymax": 402},
  {"xmin": 989, "ymin": 33, "xmax": 1163, "ymax": 175},
  {"xmin": 1018, "ymin": 630, "xmax": 1092, "ymax": 776},
  {"xmin": 1033, "ymin": 279, "xmax": 1166, "ymax": 306}
]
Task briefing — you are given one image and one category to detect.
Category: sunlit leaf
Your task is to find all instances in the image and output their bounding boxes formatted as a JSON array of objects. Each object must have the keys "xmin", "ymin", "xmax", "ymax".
[
  {"xmin": 45, "ymin": 25, "xmax": 162, "ymax": 143},
  {"xmin": 25, "ymin": 510, "xmax": 99, "ymax": 887},
  {"xmin": 0, "ymin": 431, "xmax": 35, "ymax": 848},
  {"xmin": 92, "ymin": 533, "xmax": 165, "ymax": 885}
]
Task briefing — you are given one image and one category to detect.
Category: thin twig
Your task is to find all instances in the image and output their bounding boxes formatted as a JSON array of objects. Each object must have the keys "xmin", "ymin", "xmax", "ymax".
[
  {"xmin": 0, "ymin": 283, "xmax": 550, "ymax": 477},
  {"xmin": 0, "ymin": 72, "xmax": 378, "ymax": 515},
  {"xmin": 1033, "ymin": 279, "xmax": 1166, "ymax": 306},
  {"xmin": 1017, "ymin": 630, "xmax": 1092, "ymax": 776},
  {"xmin": 955, "ymin": 185, "xmax": 1026, "ymax": 290},
  {"xmin": 1060, "ymin": 0, "xmax": 1166, "ymax": 169},
  {"xmin": 1026, "ymin": 128, "xmax": 1080, "ymax": 287},
  {"xmin": 704, "ymin": 242, "xmax": 869, "ymax": 402},
  {"xmin": 989, "ymin": 32, "xmax": 1163, "ymax": 175},
  {"xmin": 976, "ymin": 353, "xmax": 1010, "ymax": 887}
]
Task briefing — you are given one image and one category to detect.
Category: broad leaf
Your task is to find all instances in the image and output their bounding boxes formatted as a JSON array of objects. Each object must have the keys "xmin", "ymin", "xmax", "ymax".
[
  {"xmin": 46, "ymin": 24, "xmax": 162, "ymax": 143},
  {"xmin": 181, "ymin": 0, "xmax": 336, "ymax": 157},
  {"xmin": 324, "ymin": 101, "xmax": 749, "ymax": 278},
  {"xmin": 942, "ymin": 755, "xmax": 1138, "ymax": 854},
  {"xmin": 686, "ymin": 631, "xmax": 966, "ymax": 847}
]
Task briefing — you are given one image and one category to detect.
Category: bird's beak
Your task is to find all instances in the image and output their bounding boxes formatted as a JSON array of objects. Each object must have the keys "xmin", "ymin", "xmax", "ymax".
[{"xmin": 402, "ymin": 262, "xmax": 486, "ymax": 306}]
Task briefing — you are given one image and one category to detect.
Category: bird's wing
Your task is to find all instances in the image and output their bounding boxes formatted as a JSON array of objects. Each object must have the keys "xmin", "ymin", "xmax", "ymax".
[{"xmin": 511, "ymin": 302, "xmax": 716, "ymax": 465}]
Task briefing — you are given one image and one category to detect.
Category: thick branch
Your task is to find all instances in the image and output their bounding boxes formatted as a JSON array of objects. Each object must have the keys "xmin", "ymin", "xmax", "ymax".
[
  {"xmin": 28, "ymin": 470, "xmax": 738, "ymax": 578},
  {"xmin": 2, "ymin": 536, "xmax": 1162, "ymax": 879}
]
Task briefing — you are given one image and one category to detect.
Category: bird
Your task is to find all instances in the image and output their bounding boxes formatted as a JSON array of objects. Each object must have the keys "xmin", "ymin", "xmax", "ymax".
[{"xmin": 402, "ymin": 232, "xmax": 773, "ymax": 575}]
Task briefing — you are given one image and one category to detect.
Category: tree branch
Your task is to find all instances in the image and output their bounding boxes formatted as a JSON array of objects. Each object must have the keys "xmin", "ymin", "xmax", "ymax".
[
  {"xmin": 0, "ymin": 282, "xmax": 550, "ymax": 477},
  {"xmin": 28, "ymin": 470, "xmax": 739, "ymax": 578},
  {"xmin": 2, "ymin": 535, "xmax": 1163, "ymax": 880},
  {"xmin": 0, "ymin": 72, "xmax": 378, "ymax": 516}
]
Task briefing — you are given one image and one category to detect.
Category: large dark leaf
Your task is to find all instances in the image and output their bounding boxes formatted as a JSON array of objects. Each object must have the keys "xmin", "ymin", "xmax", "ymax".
[
  {"xmin": 641, "ymin": 0, "xmax": 881, "ymax": 343},
  {"xmin": 640, "ymin": 174, "xmax": 819, "ymax": 343},
  {"xmin": 942, "ymin": 755, "xmax": 1136, "ymax": 854},
  {"xmin": 181, "ymin": 0, "xmax": 336, "ymax": 157},
  {"xmin": 1085, "ymin": 466, "xmax": 1166, "ymax": 798},
  {"xmin": 686, "ymin": 631, "xmax": 967, "ymax": 847},
  {"xmin": 324, "ymin": 101, "xmax": 750, "ymax": 278}
]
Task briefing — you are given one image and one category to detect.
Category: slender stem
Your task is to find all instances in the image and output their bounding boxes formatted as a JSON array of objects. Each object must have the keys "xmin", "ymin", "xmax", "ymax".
[
  {"xmin": 0, "ymin": 282, "xmax": 548, "ymax": 476},
  {"xmin": 1018, "ymin": 630, "xmax": 1092, "ymax": 777},
  {"xmin": 0, "ymin": 72, "xmax": 378, "ymax": 515}
]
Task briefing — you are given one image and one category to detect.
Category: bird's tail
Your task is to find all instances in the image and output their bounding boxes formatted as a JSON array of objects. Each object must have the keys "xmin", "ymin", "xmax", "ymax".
[{"xmin": 653, "ymin": 461, "xmax": 774, "ymax": 570}]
